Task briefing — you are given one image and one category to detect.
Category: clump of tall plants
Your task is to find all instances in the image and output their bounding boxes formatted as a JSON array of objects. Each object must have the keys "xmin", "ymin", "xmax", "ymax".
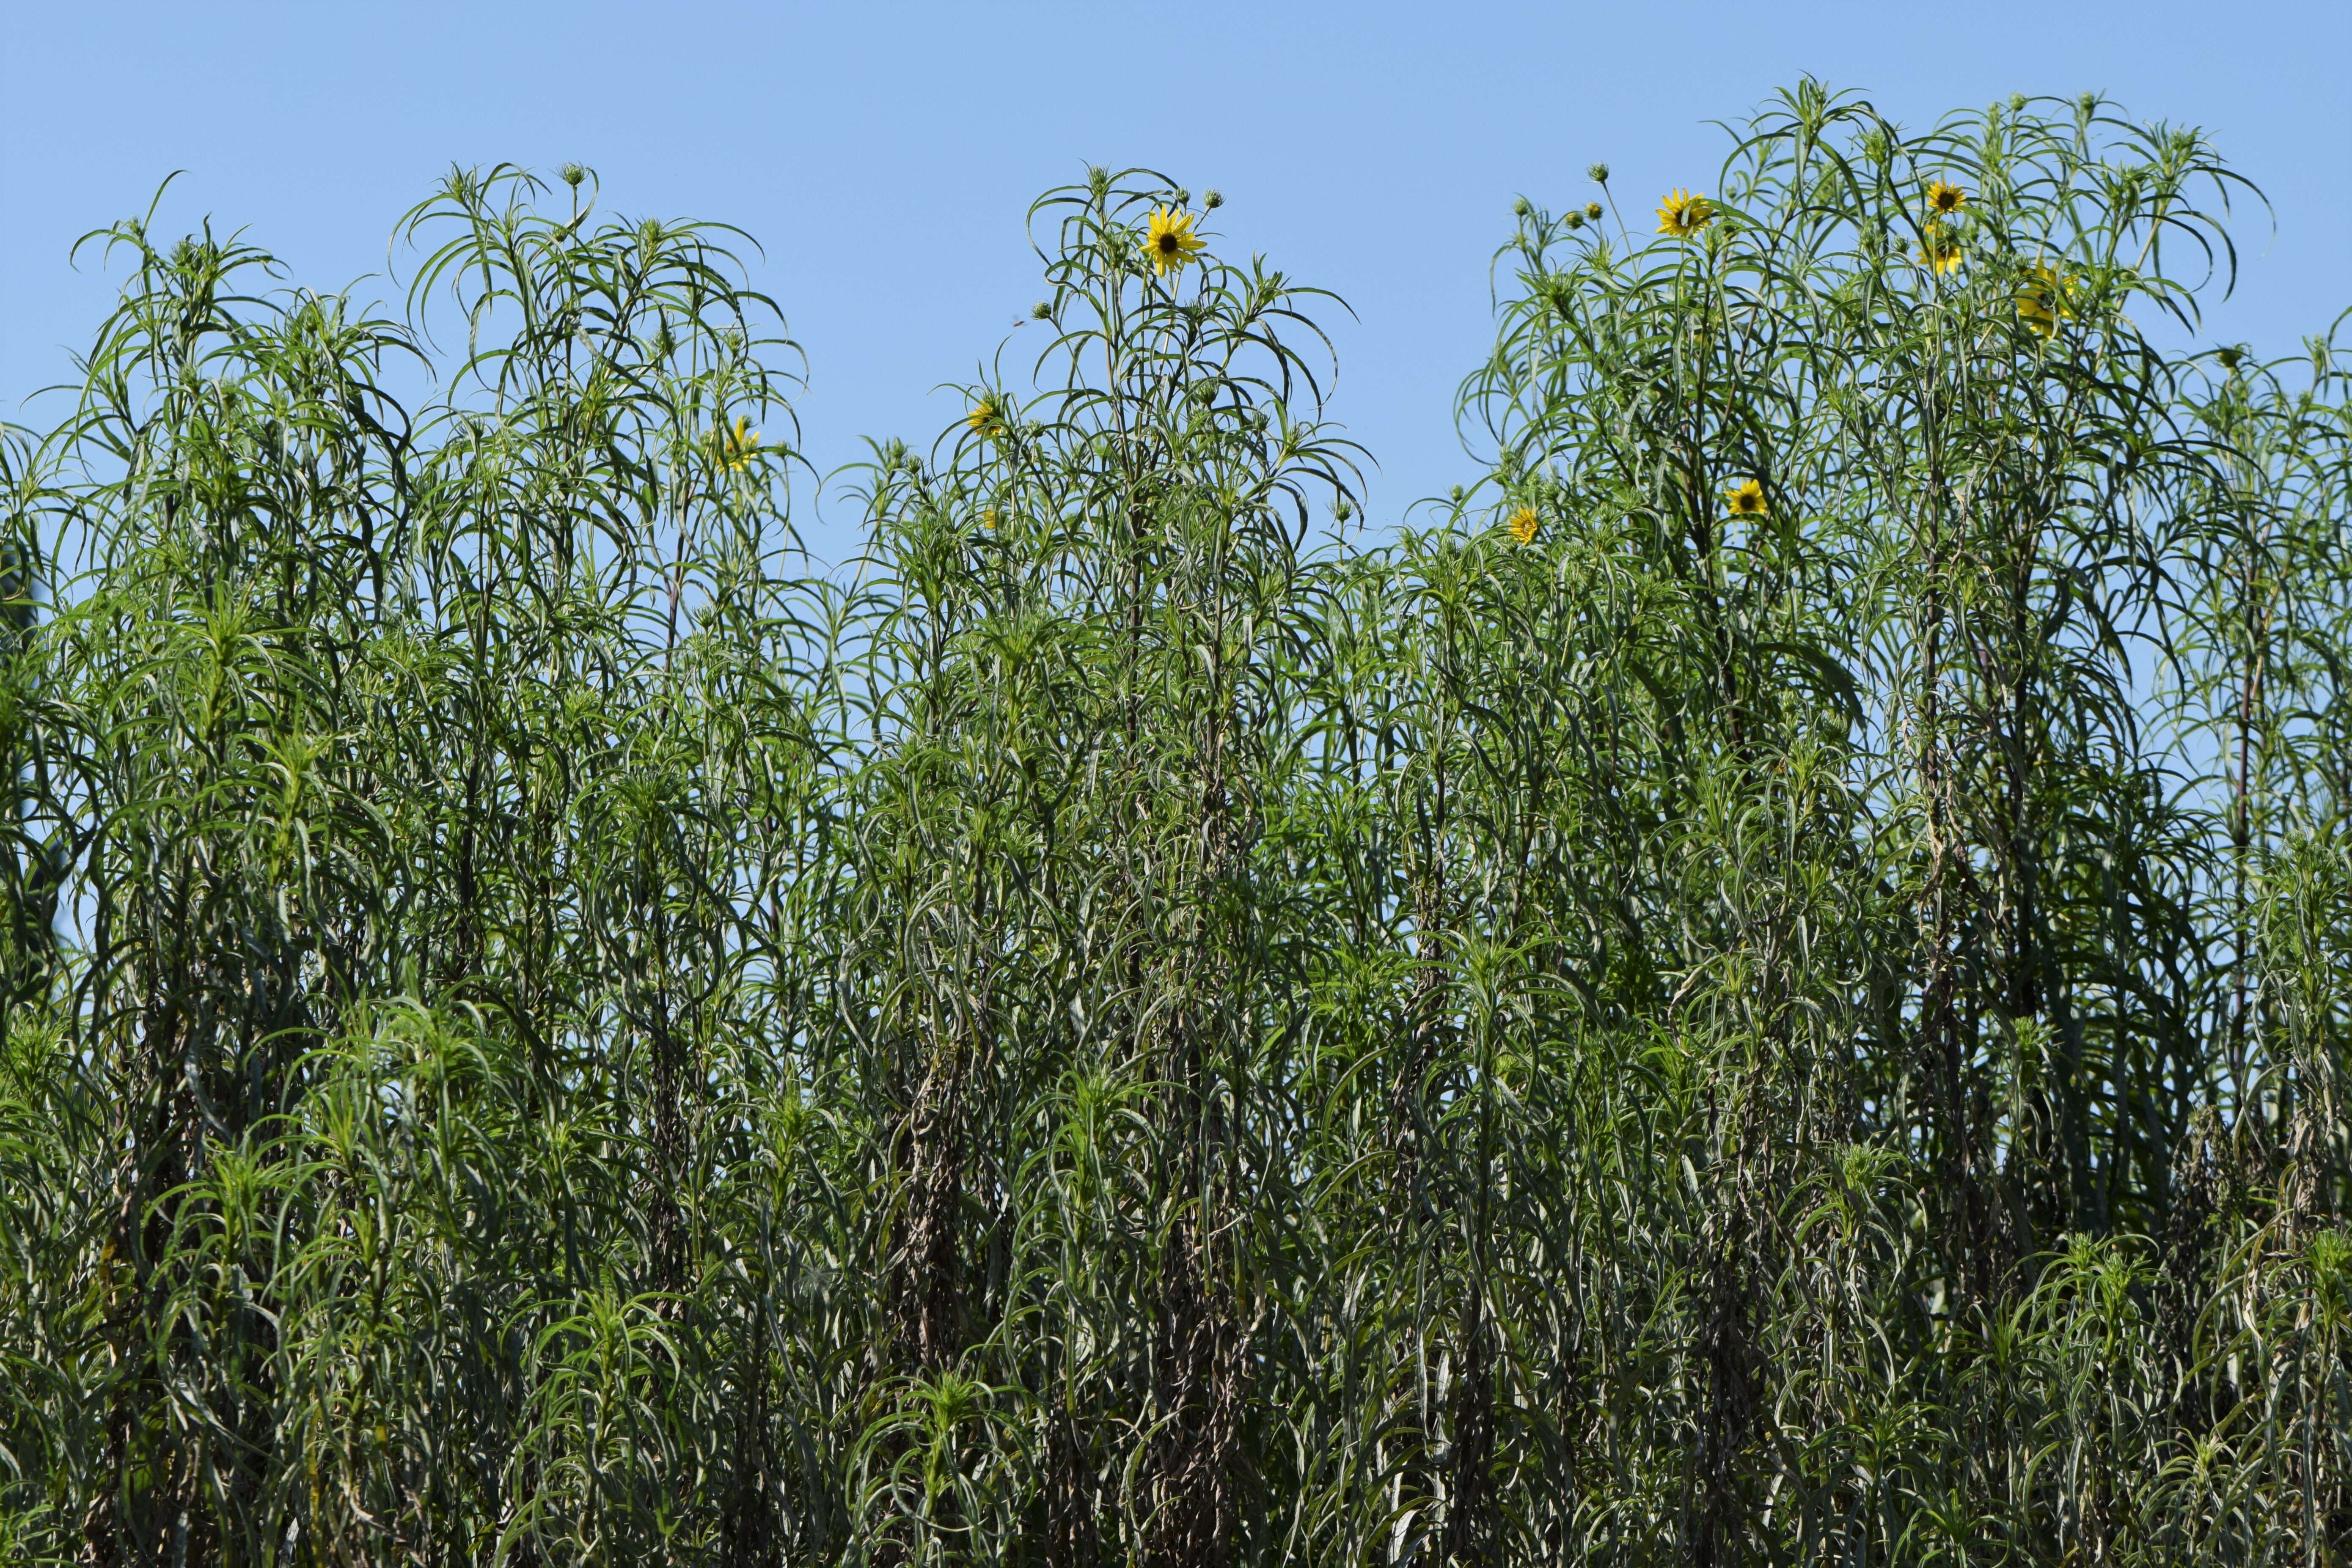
[{"xmin": 1, "ymin": 84, "xmax": 2349, "ymax": 1566}]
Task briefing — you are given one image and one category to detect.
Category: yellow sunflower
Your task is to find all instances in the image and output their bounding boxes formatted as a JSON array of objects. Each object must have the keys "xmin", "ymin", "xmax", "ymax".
[
  {"xmin": 981, "ymin": 507, "xmax": 1000, "ymax": 530},
  {"xmin": 1919, "ymin": 223, "xmax": 1963, "ymax": 276},
  {"xmin": 966, "ymin": 395, "xmax": 1004, "ymax": 436},
  {"xmin": 1509, "ymin": 506, "xmax": 1540, "ymax": 545},
  {"xmin": 1725, "ymin": 479, "xmax": 1767, "ymax": 517},
  {"xmin": 1142, "ymin": 206, "xmax": 1207, "ymax": 277},
  {"xmin": 1925, "ymin": 180, "xmax": 1967, "ymax": 216},
  {"xmin": 718, "ymin": 415, "xmax": 760, "ymax": 472},
  {"xmin": 1656, "ymin": 189, "xmax": 1717, "ymax": 240},
  {"xmin": 2016, "ymin": 264, "xmax": 2074, "ymax": 338}
]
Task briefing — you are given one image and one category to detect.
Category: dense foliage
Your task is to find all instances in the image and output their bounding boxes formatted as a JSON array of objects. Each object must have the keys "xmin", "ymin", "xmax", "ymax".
[{"xmin": 4, "ymin": 84, "xmax": 2351, "ymax": 1565}]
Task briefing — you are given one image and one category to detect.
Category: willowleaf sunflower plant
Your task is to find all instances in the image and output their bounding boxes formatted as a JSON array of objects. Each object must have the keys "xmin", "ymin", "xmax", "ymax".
[{"xmin": 1, "ymin": 85, "xmax": 2349, "ymax": 1567}]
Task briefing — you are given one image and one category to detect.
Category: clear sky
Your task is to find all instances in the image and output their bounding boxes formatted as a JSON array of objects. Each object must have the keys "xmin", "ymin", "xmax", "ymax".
[{"xmin": 6, "ymin": 0, "xmax": 2347, "ymax": 564}]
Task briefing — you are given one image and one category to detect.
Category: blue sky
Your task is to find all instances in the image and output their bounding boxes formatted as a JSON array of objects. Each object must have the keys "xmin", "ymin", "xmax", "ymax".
[{"xmin": 6, "ymin": 0, "xmax": 2346, "ymax": 563}]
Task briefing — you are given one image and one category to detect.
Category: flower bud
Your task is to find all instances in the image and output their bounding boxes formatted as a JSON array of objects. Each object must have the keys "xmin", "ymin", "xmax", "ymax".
[{"xmin": 1587, "ymin": 162, "xmax": 1610, "ymax": 185}]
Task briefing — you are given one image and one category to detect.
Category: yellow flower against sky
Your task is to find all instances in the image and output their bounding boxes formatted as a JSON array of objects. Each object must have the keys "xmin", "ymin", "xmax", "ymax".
[
  {"xmin": 1656, "ymin": 189, "xmax": 1716, "ymax": 239},
  {"xmin": 967, "ymin": 395, "xmax": 1004, "ymax": 435},
  {"xmin": 1926, "ymin": 180, "xmax": 1967, "ymax": 215},
  {"xmin": 1920, "ymin": 224, "xmax": 1963, "ymax": 275},
  {"xmin": 2017, "ymin": 263, "xmax": 2074, "ymax": 338},
  {"xmin": 718, "ymin": 415, "xmax": 760, "ymax": 472},
  {"xmin": 1725, "ymin": 479, "xmax": 1767, "ymax": 517},
  {"xmin": 1142, "ymin": 206, "xmax": 1206, "ymax": 276},
  {"xmin": 1509, "ymin": 506, "xmax": 1540, "ymax": 545}
]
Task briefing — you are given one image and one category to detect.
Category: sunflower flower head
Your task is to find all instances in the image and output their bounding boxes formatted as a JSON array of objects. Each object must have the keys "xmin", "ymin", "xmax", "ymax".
[
  {"xmin": 2016, "ymin": 264, "xmax": 2075, "ymax": 338},
  {"xmin": 1656, "ymin": 189, "xmax": 1717, "ymax": 240},
  {"xmin": 1919, "ymin": 223, "xmax": 1963, "ymax": 276},
  {"xmin": 981, "ymin": 507, "xmax": 1000, "ymax": 530},
  {"xmin": 966, "ymin": 395, "xmax": 1004, "ymax": 437},
  {"xmin": 1725, "ymin": 479, "xmax": 1767, "ymax": 518},
  {"xmin": 719, "ymin": 415, "xmax": 761, "ymax": 472},
  {"xmin": 1142, "ymin": 206, "xmax": 1207, "ymax": 277},
  {"xmin": 1509, "ymin": 506, "xmax": 1540, "ymax": 546},
  {"xmin": 1926, "ymin": 180, "xmax": 1967, "ymax": 216}
]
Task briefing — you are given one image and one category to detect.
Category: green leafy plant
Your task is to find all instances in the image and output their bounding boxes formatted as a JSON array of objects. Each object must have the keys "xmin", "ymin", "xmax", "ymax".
[{"xmin": 2, "ymin": 86, "xmax": 2349, "ymax": 1566}]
